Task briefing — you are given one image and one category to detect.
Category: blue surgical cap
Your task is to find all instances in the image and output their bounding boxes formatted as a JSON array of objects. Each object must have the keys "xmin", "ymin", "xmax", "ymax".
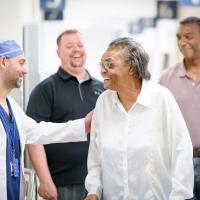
[{"xmin": 0, "ymin": 40, "xmax": 24, "ymax": 58}]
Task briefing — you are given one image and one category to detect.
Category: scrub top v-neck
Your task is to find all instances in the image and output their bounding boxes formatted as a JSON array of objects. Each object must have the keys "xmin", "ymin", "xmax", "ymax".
[{"xmin": 0, "ymin": 98, "xmax": 21, "ymax": 200}]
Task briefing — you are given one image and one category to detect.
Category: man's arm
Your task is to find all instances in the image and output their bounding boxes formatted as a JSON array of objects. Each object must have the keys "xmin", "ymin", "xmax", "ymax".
[
  {"xmin": 85, "ymin": 110, "xmax": 93, "ymax": 133},
  {"xmin": 25, "ymin": 84, "xmax": 58, "ymax": 200},
  {"xmin": 24, "ymin": 83, "xmax": 92, "ymax": 199},
  {"xmin": 27, "ymin": 144, "xmax": 57, "ymax": 200},
  {"xmin": 26, "ymin": 111, "xmax": 93, "ymax": 199}
]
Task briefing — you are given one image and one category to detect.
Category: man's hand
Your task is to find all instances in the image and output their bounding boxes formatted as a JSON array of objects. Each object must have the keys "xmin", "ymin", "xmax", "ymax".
[
  {"xmin": 85, "ymin": 110, "xmax": 94, "ymax": 133},
  {"xmin": 84, "ymin": 194, "xmax": 98, "ymax": 200},
  {"xmin": 38, "ymin": 180, "xmax": 57, "ymax": 200}
]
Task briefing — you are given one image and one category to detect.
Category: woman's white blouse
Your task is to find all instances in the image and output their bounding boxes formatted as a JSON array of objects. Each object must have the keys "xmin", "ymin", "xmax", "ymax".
[{"xmin": 85, "ymin": 81, "xmax": 194, "ymax": 200}]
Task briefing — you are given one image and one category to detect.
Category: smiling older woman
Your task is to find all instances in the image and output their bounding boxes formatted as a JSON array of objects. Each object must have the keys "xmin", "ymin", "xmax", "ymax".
[{"xmin": 84, "ymin": 37, "xmax": 194, "ymax": 200}]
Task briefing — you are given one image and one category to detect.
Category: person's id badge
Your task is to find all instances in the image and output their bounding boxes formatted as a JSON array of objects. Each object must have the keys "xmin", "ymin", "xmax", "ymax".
[
  {"xmin": 13, "ymin": 158, "xmax": 19, "ymax": 177},
  {"xmin": 10, "ymin": 161, "xmax": 14, "ymax": 176}
]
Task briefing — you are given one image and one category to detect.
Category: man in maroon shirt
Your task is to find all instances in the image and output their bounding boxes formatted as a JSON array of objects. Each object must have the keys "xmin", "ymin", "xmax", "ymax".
[{"xmin": 159, "ymin": 16, "xmax": 200, "ymax": 200}]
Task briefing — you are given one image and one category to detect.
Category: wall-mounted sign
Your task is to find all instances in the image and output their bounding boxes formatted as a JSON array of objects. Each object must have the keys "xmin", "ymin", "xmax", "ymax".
[
  {"xmin": 128, "ymin": 19, "xmax": 144, "ymax": 35},
  {"xmin": 157, "ymin": 1, "xmax": 178, "ymax": 19},
  {"xmin": 40, "ymin": 0, "xmax": 65, "ymax": 20},
  {"xmin": 44, "ymin": 11, "xmax": 63, "ymax": 20},
  {"xmin": 179, "ymin": 0, "xmax": 200, "ymax": 6},
  {"xmin": 128, "ymin": 17, "xmax": 157, "ymax": 35},
  {"xmin": 40, "ymin": 0, "xmax": 65, "ymax": 12}
]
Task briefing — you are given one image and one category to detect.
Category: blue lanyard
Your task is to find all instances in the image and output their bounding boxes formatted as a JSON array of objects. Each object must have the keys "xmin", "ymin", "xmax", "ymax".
[
  {"xmin": 0, "ymin": 99, "xmax": 16, "ymax": 151},
  {"xmin": 0, "ymin": 98, "xmax": 20, "ymax": 177}
]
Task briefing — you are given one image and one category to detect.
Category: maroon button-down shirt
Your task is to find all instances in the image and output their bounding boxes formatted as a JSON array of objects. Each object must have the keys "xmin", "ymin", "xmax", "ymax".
[{"xmin": 159, "ymin": 60, "xmax": 200, "ymax": 148}]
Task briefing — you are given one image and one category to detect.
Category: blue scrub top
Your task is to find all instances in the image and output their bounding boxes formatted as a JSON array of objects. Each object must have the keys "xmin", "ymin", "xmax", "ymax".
[{"xmin": 0, "ymin": 99, "xmax": 21, "ymax": 200}]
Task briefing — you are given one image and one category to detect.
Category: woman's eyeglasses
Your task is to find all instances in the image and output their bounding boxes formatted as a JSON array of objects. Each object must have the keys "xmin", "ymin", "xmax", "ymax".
[{"xmin": 98, "ymin": 61, "xmax": 114, "ymax": 70}]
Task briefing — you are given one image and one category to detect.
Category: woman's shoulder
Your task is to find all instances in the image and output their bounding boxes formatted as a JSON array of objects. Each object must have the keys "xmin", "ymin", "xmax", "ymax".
[
  {"xmin": 145, "ymin": 81, "xmax": 175, "ymax": 101},
  {"xmin": 98, "ymin": 89, "xmax": 115, "ymax": 99},
  {"xmin": 95, "ymin": 89, "xmax": 116, "ymax": 106}
]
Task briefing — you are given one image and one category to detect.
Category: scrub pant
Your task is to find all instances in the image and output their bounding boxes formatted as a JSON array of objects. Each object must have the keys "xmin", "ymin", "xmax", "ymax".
[{"xmin": 57, "ymin": 183, "xmax": 87, "ymax": 200}]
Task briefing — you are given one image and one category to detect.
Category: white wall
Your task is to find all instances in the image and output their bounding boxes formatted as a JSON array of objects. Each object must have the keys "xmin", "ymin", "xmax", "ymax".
[
  {"xmin": 1, "ymin": 0, "xmax": 200, "ymax": 88},
  {"xmin": 0, "ymin": 0, "xmax": 21, "ymax": 41},
  {"xmin": 39, "ymin": 0, "xmax": 157, "ymax": 80},
  {"xmin": 0, "ymin": 0, "xmax": 38, "ymax": 105}
]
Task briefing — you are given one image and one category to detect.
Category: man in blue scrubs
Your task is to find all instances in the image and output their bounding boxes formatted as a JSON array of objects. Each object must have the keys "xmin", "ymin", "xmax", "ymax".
[{"xmin": 0, "ymin": 40, "xmax": 92, "ymax": 200}]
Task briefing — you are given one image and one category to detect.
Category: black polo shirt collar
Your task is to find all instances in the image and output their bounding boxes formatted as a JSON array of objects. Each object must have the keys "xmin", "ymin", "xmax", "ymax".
[{"xmin": 57, "ymin": 66, "xmax": 95, "ymax": 82}]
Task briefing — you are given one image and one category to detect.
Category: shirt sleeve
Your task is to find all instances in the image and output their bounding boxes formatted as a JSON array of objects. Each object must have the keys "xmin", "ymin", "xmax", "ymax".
[
  {"xmin": 85, "ymin": 106, "xmax": 102, "ymax": 199},
  {"xmin": 166, "ymin": 93, "xmax": 194, "ymax": 199},
  {"xmin": 26, "ymin": 83, "xmax": 52, "ymax": 122},
  {"xmin": 12, "ymin": 98, "xmax": 87, "ymax": 144},
  {"xmin": 24, "ymin": 116, "xmax": 87, "ymax": 144}
]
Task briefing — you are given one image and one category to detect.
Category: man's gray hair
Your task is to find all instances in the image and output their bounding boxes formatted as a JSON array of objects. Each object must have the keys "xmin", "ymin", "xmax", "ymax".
[
  {"xmin": 107, "ymin": 37, "xmax": 151, "ymax": 80},
  {"xmin": 180, "ymin": 16, "xmax": 200, "ymax": 31}
]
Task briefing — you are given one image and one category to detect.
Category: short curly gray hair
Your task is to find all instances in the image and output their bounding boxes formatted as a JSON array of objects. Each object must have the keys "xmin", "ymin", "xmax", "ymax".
[{"xmin": 107, "ymin": 37, "xmax": 151, "ymax": 80}]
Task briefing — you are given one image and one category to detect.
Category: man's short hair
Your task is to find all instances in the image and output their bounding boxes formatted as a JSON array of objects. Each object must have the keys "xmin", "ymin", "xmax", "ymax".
[
  {"xmin": 56, "ymin": 29, "xmax": 81, "ymax": 47},
  {"xmin": 180, "ymin": 16, "xmax": 200, "ymax": 31}
]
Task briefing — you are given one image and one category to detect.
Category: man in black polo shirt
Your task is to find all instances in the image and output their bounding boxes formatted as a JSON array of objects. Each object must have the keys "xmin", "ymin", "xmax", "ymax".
[{"xmin": 26, "ymin": 29, "xmax": 104, "ymax": 200}]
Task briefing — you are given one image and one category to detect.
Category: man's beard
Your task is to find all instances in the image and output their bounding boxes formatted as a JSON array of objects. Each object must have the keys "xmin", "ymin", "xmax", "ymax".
[
  {"xmin": 70, "ymin": 59, "xmax": 84, "ymax": 69},
  {"xmin": 15, "ymin": 79, "xmax": 22, "ymax": 88}
]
